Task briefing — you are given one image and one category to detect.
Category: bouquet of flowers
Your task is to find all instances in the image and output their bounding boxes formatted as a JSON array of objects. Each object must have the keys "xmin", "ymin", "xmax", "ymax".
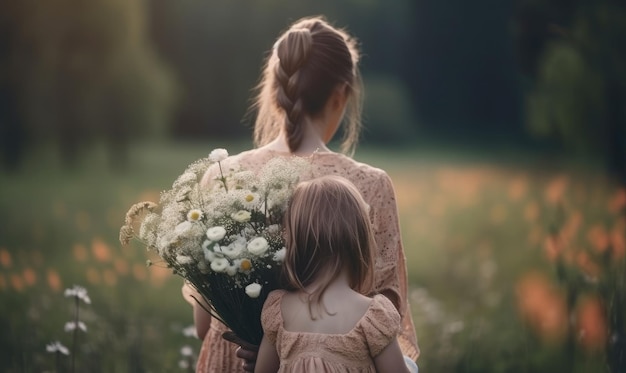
[{"xmin": 120, "ymin": 149, "xmax": 309, "ymax": 345}]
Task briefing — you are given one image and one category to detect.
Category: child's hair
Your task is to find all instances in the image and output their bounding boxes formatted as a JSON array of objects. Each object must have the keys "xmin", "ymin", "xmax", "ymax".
[
  {"xmin": 282, "ymin": 175, "xmax": 375, "ymax": 317},
  {"xmin": 251, "ymin": 15, "xmax": 363, "ymax": 155}
]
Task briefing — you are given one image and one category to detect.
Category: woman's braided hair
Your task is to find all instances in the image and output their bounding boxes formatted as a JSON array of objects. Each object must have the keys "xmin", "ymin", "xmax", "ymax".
[{"xmin": 252, "ymin": 16, "xmax": 362, "ymax": 154}]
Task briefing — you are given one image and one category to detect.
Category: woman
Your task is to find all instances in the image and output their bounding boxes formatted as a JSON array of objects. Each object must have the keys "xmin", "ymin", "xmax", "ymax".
[{"xmin": 183, "ymin": 15, "xmax": 419, "ymax": 372}]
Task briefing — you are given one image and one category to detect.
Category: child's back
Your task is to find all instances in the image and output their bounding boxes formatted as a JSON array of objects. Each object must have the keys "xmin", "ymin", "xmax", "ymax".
[{"xmin": 261, "ymin": 289, "xmax": 402, "ymax": 372}]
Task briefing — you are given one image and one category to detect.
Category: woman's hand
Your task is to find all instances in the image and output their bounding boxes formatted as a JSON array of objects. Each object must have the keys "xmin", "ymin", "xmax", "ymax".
[{"xmin": 222, "ymin": 332, "xmax": 259, "ymax": 372}]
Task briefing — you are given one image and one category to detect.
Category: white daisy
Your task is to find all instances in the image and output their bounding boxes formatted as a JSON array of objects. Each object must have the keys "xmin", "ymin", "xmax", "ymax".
[
  {"xmin": 187, "ymin": 209, "xmax": 203, "ymax": 222},
  {"xmin": 46, "ymin": 341, "xmax": 69, "ymax": 355},
  {"xmin": 273, "ymin": 247, "xmax": 286, "ymax": 262}
]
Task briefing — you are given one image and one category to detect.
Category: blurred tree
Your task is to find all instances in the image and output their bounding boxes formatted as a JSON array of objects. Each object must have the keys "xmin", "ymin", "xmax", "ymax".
[
  {"xmin": 148, "ymin": 0, "xmax": 419, "ymax": 143},
  {"xmin": 0, "ymin": 0, "xmax": 178, "ymax": 170},
  {"xmin": 514, "ymin": 0, "xmax": 626, "ymax": 185}
]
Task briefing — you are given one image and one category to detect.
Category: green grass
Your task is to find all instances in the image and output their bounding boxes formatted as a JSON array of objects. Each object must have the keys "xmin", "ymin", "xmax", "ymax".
[{"xmin": 0, "ymin": 140, "xmax": 621, "ymax": 372}]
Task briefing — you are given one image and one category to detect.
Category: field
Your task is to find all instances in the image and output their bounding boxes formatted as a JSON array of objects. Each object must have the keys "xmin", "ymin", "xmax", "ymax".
[{"xmin": 0, "ymin": 140, "xmax": 623, "ymax": 372}]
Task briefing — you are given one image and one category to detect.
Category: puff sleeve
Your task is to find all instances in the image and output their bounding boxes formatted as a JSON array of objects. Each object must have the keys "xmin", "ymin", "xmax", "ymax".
[
  {"xmin": 362, "ymin": 295, "xmax": 402, "ymax": 357},
  {"xmin": 260, "ymin": 289, "xmax": 285, "ymax": 345}
]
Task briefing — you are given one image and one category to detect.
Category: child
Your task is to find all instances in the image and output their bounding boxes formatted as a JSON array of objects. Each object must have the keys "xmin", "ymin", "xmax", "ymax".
[{"xmin": 255, "ymin": 175, "xmax": 413, "ymax": 373}]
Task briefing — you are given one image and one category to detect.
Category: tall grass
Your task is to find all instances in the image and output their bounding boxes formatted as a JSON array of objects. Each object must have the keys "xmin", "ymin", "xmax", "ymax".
[{"xmin": 0, "ymin": 140, "xmax": 621, "ymax": 372}]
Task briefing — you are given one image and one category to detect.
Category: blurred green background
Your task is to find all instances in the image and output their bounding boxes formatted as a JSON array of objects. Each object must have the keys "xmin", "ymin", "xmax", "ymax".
[{"xmin": 1, "ymin": 0, "xmax": 625, "ymax": 372}]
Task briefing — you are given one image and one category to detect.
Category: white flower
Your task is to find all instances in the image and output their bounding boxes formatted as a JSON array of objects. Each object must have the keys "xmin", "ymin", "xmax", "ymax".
[
  {"xmin": 64, "ymin": 321, "xmax": 87, "ymax": 332},
  {"xmin": 231, "ymin": 210, "xmax": 251, "ymax": 223},
  {"xmin": 206, "ymin": 226, "xmax": 226, "ymax": 241},
  {"xmin": 175, "ymin": 221, "xmax": 193, "ymax": 235},
  {"xmin": 209, "ymin": 148, "xmax": 229, "ymax": 162},
  {"xmin": 187, "ymin": 209, "xmax": 203, "ymax": 222},
  {"xmin": 267, "ymin": 224, "xmax": 281, "ymax": 234},
  {"xmin": 273, "ymin": 247, "xmax": 286, "ymax": 262},
  {"xmin": 46, "ymin": 341, "xmax": 69, "ymax": 355},
  {"xmin": 179, "ymin": 360, "xmax": 190, "ymax": 369},
  {"xmin": 241, "ymin": 192, "xmax": 261, "ymax": 208},
  {"xmin": 203, "ymin": 245, "xmax": 217, "ymax": 262},
  {"xmin": 221, "ymin": 242, "xmax": 243, "ymax": 259},
  {"xmin": 245, "ymin": 283, "xmax": 262, "ymax": 298},
  {"xmin": 210, "ymin": 258, "xmax": 229, "ymax": 272},
  {"xmin": 176, "ymin": 255, "xmax": 193, "ymax": 265},
  {"xmin": 226, "ymin": 263, "xmax": 238, "ymax": 276},
  {"xmin": 182, "ymin": 325, "xmax": 198, "ymax": 338},
  {"xmin": 247, "ymin": 237, "xmax": 269, "ymax": 255},
  {"xmin": 64, "ymin": 285, "xmax": 91, "ymax": 304},
  {"xmin": 180, "ymin": 345, "xmax": 194, "ymax": 357}
]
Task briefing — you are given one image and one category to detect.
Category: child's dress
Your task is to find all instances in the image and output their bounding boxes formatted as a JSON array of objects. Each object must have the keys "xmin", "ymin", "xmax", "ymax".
[{"xmin": 261, "ymin": 289, "xmax": 401, "ymax": 372}]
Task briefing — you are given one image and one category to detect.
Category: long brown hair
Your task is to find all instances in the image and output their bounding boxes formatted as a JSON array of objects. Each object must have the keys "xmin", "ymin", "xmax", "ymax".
[
  {"xmin": 251, "ymin": 16, "xmax": 363, "ymax": 155},
  {"xmin": 282, "ymin": 175, "xmax": 375, "ymax": 318}
]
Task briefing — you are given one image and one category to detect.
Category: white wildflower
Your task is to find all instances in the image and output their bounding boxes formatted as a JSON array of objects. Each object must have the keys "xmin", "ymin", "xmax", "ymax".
[
  {"xmin": 226, "ymin": 263, "xmax": 238, "ymax": 276},
  {"xmin": 206, "ymin": 226, "xmax": 226, "ymax": 241},
  {"xmin": 64, "ymin": 321, "xmax": 87, "ymax": 332},
  {"xmin": 245, "ymin": 283, "xmax": 262, "ymax": 298},
  {"xmin": 176, "ymin": 255, "xmax": 193, "ymax": 265},
  {"xmin": 46, "ymin": 341, "xmax": 69, "ymax": 355},
  {"xmin": 209, "ymin": 148, "xmax": 229, "ymax": 162},
  {"xmin": 210, "ymin": 258, "xmax": 229, "ymax": 272},
  {"xmin": 247, "ymin": 237, "xmax": 269, "ymax": 255},
  {"xmin": 241, "ymin": 192, "xmax": 261, "ymax": 208},
  {"xmin": 273, "ymin": 247, "xmax": 286, "ymax": 262},
  {"xmin": 221, "ymin": 242, "xmax": 244, "ymax": 259},
  {"xmin": 64, "ymin": 285, "xmax": 91, "ymax": 304},
  {"xmin": 179, "ymin": 360, "xmax": 190, "ymax": 369},
  {"xmin": 203, "ymin": 246, "xmax": 216, "ymax": 262},
  {"xmin": 187, "ymin": 209, "xmax": 203, "ymax": 222},
  {"xmin": 180, "ymin": 345, "xmax": 194, "ymax": 357},
  {"xmin": 182, "ymin": 325, "xmax": 198, "ymax": 338},
  {"xmin": 175, "ymin": 221, "xmax": 193, "ymax": 235},
  {"xmin": 231, "ymin": 210, "xmax": 251, "ymax": 223}
]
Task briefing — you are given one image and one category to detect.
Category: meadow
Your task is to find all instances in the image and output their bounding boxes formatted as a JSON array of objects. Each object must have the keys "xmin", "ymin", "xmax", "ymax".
[{"xmin": 0, "ymin": 140, "xmax": 623, "ymax": 372}]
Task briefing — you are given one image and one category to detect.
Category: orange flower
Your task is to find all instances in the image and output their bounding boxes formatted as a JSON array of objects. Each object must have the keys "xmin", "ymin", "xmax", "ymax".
[
  {"xmin": 73, "ymin": 243, "xmax": 88, "ymax": 262},
  {"xmin": 543, "ymin": 235, "xmax": 562, "ymax": 262},
  {"xmin": 587, "ymin": 225, "xmax": 609, "ymax": 253},
  {"xmin": 545, "ymin": 176, "xmax": 569, "ymax": 205},
  {"xmin": 92, "ymin": 238, "xmax": 112, "ymax": 263},
  {"xmin": 575, "ymin": 295, "xmax": 607, "ymax": 352},
  {"xmin": 47, "ymin": 269, "xmax": 62, "ymax": 292},
  {"xmin": 22, "ymin": 268, "xmax": 37, "ymax": 286},
  {"xmin": 0, "ymin": 248, "xmax": 12, "ymax": 268},
  {"xmin": 608, "ymin": 188, "xmax": 626, "ymax": 214},
  {"xmin": 516, "ymin": 271, "xmax": 568, "ymax": 342}
]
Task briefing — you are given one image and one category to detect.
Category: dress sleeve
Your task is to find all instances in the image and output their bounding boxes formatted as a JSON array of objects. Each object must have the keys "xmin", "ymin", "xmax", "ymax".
[
  {"xmin": 363, "ymin": 295, "xmax": 401, "ymax": 357},
  {"xmin": 260, "ymin": 290, "xmax": 284, "ymax": 345},
  {"xmin": 369, "ymin": 171, "xmax": 420, "ymax": 360}
]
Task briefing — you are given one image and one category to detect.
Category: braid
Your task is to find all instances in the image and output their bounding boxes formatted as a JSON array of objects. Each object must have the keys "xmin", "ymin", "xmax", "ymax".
[{"xmin": 274, "ymin": 28, "xmax": 314, "ymax": 152}]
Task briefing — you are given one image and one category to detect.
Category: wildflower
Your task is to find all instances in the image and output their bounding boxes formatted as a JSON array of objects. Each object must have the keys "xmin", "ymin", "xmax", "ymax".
[
  {"xmin": 273, "ymin": 247, "xmax": 286, "ymax": 262},
  {"xmin": 64, "ymin": 285, "xmax": 91, "ymax": 304},
  {"xmin": 180, "ymin": 345, "xmax": 194, "ymax": 357},
  {"xmin": 187, "ymin": 209, "xmax": 203, "ymax": 222},
  {"xmin": 240, "ymin": 258, "xmax": 252, "ymax": 271},
  {"xmin": 206, "ymin": 226, "xmax": 226, "ymax": 241},
  {"xmin": 221, "ymin": 243, "xmax": 243, "ymax": 259},
  {"xmin": 242, "ymin": 192, "xmax": 260, "ymax": 208},
  {"xmin": 232, "ymin": 210, "xmax": 252, "ymax": 223},
  {"xmin": 176, "ymin": 255, "xmax": 193, "ymax": 265},
  {"xmin": 203, "ymin": 245, "xmax": 217, "ymax": 262},
  {"xmin": 210, "ymin": 258, "xmax": 229, "ymax": 272},
  {"xmin": 175, "ymin": 221, "xmax": 193, "ymax": 236},
  {"xmin": 247, "ymin": 237, "xmax": 269, "ymax": 255},
  {"xmin": 182, "ymin": 325, "xmax": 197, "ymax": 338},
  {"xmin": 209, "ymin": 148, "xmax": 229, "ymax": 162},
  {"xmin": 46, "ymin": 341, "xmax": 70, "ymax": 355},
  {"xmin": 245, "ymin": 283, "xmax": 262, "ymax": 298},
  {"xmin": 64, "ymin": 321, "xmax": 87, "ymax": 332}
]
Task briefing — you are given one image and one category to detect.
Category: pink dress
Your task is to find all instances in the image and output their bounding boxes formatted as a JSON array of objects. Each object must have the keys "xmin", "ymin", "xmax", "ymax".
[
  {"xmin": 261, "ymin": 290, "xmax": 401, "ymax": 372},
  {"xmin": 195, "ymin": 148, "xmax": 419, "ymax": 372}
]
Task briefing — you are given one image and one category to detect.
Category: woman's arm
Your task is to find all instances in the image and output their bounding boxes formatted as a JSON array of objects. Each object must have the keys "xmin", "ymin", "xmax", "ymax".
[
  {"xmin": 254, "ymin": 334, "xmax": 279, "ymax": 373},
  {"xmin": 374, "ymin": 338, "xmax": 410, "ymax": 373},
  {"xmin": 181, "ymin": 282, "xmax": 212, "ymax": 339}
]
